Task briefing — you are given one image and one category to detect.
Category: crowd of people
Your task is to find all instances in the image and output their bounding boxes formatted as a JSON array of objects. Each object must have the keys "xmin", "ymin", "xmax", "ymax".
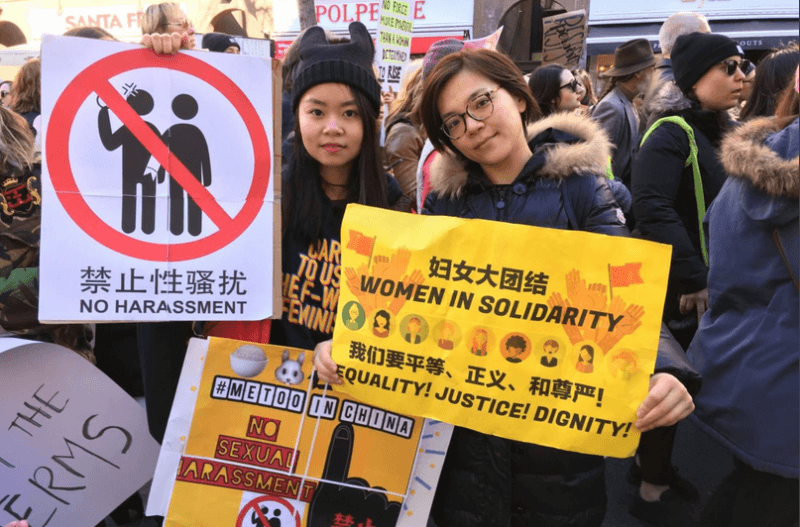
[{"xmin": 0, "ymin": 4, "xmax": 797, "ymax": 527}]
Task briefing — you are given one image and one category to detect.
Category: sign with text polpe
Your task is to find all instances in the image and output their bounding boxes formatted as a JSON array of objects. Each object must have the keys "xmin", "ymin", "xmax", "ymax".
[{"xmin": 39, "ymin": 35, "xmax": 280, "ymax": 322}]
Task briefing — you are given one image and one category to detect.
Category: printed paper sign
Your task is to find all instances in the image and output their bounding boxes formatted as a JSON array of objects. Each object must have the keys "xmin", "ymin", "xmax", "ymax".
[
  {"xmin": 39, "ymin": 35, "xmax": 279, "ymax": 322},
  {"xmin": 375, "ymin": 0, "xmax": 414, "ymax": 92},
  {"xmin": 331, "ymin": 205, "xmax": 672, "ymax": 458},
  {"xmin": 149, "ymin": 337, "xmax": 452, "ymax": 526},
  {"xmin": 542, "ymin": 10, "xmax": 587, "ymax": 69},
  {"xmin": 0, "ymin": 341, "xmax": 160, "ymax": 527}
]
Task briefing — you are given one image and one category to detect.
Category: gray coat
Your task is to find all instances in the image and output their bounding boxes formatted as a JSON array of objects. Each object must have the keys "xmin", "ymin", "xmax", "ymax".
[{"xmin": 591, "ymin": 87, "xmax": 639, "ymax": 186}]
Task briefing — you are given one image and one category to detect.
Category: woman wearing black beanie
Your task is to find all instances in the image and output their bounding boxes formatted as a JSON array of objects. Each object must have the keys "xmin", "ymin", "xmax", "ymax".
[{"xmin": 633, "ymin": 32, "xmax": 745, "ymax": 340}]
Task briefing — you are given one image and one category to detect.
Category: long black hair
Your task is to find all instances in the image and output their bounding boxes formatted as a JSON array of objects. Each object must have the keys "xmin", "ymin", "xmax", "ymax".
[
  {"xmin": 740, "ymin": 43, "xmax": 799, "ymax": 121},
  {"xmin": 528, "ymin": 64, "xmax": 568, "ymax": 117},
  {"xmin": 284, "ymin": 86, "xmax": 388, "ymax": 244}
]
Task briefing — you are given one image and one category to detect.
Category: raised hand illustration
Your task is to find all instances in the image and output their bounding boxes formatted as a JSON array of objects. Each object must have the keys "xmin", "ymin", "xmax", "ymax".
[{"xmin": 547, "ymin": 292, "xmax": 583, "ymax": 344}]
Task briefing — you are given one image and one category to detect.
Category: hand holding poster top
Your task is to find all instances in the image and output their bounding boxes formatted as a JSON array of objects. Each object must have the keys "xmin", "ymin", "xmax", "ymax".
[{"xmin": 330, "ymin": 204, "xmax": 674, "ymax": 458}]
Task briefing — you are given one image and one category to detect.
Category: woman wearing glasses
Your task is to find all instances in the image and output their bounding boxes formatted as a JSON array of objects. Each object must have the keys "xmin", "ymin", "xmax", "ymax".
[
  {"xmin": 141, "ymin": 2, "xmax": 195, "ymax": 53},
  {"xmin": 634, "ymin": 32, "xmax": 746, "ymax": 346},
  {"xmin": 315, "ymin": 48, "xmax": 696, "ymax": 527},
  {"xmin": 527, "ymin": 64, "xmax": 584, "ymax": 117}
]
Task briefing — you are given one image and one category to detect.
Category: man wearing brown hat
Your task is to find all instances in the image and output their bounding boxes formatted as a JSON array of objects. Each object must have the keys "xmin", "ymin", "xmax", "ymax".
[{"xmin": 592, "ymin": 38, "xmax": 656, "ymax": 191}]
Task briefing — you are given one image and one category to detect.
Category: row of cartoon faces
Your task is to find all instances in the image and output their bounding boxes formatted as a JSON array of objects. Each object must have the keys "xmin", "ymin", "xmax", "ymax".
[{"xmin": 341, "ymin": 301, "xmax": 592, "ymax": 366}]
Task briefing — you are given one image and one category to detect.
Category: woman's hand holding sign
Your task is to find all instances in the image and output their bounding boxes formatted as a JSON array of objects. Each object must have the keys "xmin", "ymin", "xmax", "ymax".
[{"xmin": 314, "ymin": 339, "xmax": 342, "ymax": 385}]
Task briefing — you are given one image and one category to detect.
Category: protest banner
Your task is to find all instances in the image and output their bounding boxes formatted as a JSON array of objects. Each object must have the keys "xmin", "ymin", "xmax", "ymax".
[
  {"xmin": 375, "ymin": 0, "xmax": 415, "ymax": 92},
  {"xmin": 38, "ymin": 35, "xmax": 280, "ymax": 323},
  {"xmin": 0, "ymin": 340, "xmax": 160, "ymax": 527},
  {"xmin": 148, "ymin": 337, "xmax": 453, "ymax": 526},
  {"xmin": 542, "ymin": 10, "xmax": 588, "ymax": 69},
  {"xmin": 331, "ymin": 205, "xmax": 672, "ymax": 458}
]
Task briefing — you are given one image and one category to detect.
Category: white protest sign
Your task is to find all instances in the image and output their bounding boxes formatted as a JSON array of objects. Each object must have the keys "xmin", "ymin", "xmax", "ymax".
[
  {"xmin": 0, "ymin": 341, "xmax": 160, "ymax": 527},
  {"xmin": 542, "ymin": 10, "xmax": 587, "ymax": 69},
  {"xmin": 39, "ymin": 35, "xmax": 279, "ymax": 323},
  {"xmin": 375, "ymin": 0, "xmax": 415, "ymax": 92}
]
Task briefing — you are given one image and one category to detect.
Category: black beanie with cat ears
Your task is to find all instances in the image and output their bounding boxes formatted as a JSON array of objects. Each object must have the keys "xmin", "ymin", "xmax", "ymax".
[{"xmin": 291, "ymin": 21, "xmax": 381, "ymax": 112}]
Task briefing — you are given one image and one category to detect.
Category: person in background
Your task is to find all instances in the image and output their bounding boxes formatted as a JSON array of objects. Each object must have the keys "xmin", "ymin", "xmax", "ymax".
[
  {"xmin": 202, "ymin": 32, "xmax": 240, "ymax": 54},
  {"xmin": 384, "ymin": 60, "xmax": 424, "ymax": 205},
  {"xmin": 688, "ymin": 72, "xmax": 799, "ymax": 527},
  {"xmin": 528, "ymin": 64, "xmax": 583, "ymax": 116},
  {"xmin": 643, "ymin": 12, "xmax": 711, "ymax": 126},
  {"xmin": 631, "ymin": 32, "xmax": 746, "ymax": 526},
  {"xmin": 63, "ymin": 26, "xmax": 115, "ymax": 39},
  {"xmin": 739, "ymin": 43, "xmax": 799, "ymax": 121},
  {"xmin": 8, "ymin": 58, "xmax": 41, "ymax": 148},
  {"xmin": 573, "ymin": 68, "xmax": 598, "ymax": 109},
  {"xmin": 592, "ymin": 39, "xmax": 656, "ymax": 190},
  {"xmin": 528, "ymin": 64, "xmax": 631, "ymax": 215},
  {"xmin": 0, "ymin": 80, "xmax": 11, "ymax": 107},
  {"xmin": 140, "ymin": 1, "xmax": 195, "ymax": 53},
  {"xmin": 0, "ymin": 105, "xmax": 94, "ymax": 360}
]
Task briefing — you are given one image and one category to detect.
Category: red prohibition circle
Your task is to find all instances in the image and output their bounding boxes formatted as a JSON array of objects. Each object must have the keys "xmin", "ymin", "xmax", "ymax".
[
  {"xmin": 46, "ymin": 48, "xmax": 271, "ymax": 262},
  {"xmin": 235, "ymin": 494, "xmax": 302, "ymax": 527}
]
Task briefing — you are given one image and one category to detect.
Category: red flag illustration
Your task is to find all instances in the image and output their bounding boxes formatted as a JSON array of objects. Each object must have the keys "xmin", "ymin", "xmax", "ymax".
[
  {"xmin": 609, "ymin": 263, "xmax": 644, "ymax": 287},
  {"xmin": 347, "ymin": 230, "xmax": 375, "ymax": 257}
]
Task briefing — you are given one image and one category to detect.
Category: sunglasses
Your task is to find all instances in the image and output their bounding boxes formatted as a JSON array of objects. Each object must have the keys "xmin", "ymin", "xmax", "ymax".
[
  {"xmin": 0, "ymin": 91, "xmax": 8, "ymax": 99},
  {"xmin": 721, "ymin": 59, "xmax": 751, "ymax": 76},
  {"xmin": 560, "ymin": 79, "xmax": 582, "ymax": 93}
]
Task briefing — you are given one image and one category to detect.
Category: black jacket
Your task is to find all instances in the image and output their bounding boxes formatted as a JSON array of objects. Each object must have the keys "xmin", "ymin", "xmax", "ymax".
[
  {"xmin": 423, "ymin": 114, "xmax": 634, "ymax": 527},
  {"xmin": 633, "ymin": 83, "xmax": 732, "ymax": 298}
]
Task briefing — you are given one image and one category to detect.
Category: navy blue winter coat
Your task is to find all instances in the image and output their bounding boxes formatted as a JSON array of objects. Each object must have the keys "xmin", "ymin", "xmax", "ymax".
[
  {"xmin": 687, "ymin": 117, "xmax": 799, "ymax": 478},
  {"xmin": 423, "ymin": 113, "xmax": 697, "ymax": 527}
]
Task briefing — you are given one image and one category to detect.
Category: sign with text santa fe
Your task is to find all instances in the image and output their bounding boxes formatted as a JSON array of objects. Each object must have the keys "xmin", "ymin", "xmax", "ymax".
[{"xmin": 39, "ymin": 35, "xmax": 278, "ymax": 322}]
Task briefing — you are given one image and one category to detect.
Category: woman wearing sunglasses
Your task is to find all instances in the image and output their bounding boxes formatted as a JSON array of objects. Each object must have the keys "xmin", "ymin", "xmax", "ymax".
[
  {"xmin": 527, "ymin": 64, "xmax": 584, "ymax": 117},
  {"xmin": 635, "ymin": 32, "xmax": 746, "ymax": 346},
  {"xmin": 315, "ymin": 48, "xmax": 696, "ymax": 527}
]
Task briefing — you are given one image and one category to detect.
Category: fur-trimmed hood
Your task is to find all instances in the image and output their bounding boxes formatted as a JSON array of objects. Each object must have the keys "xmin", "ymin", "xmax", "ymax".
[
  {"xmin": 429, "ymin": 112, "xmax": 612, "ymax": 200},
  {"xmin": 644, "ymin": 80, "xmax": 692, "ymax": 120},
  {"xmin": 720, "ymin": 117, "xmax": 799, "ymax": 199}
]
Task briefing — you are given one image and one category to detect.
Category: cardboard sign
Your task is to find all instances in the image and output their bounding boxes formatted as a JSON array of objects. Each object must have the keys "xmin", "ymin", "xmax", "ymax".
[
  {"xmin": 39, "ymin": 35, "xmax": 280, "ymax": 322},
  {"xmin": 331, "ymin": 205, "xmax": 672, "ymax": 458},
  {"xmin": 148, "ymin": 338, "xmax": 453, "ymax": 526},
  {"xmin": 375, "ymin": 0, "xmax": 415, "ymax": 92},
  {"xmin": 542, "ymin": 10, "xmax": 587, "ymax": 69},
  {"xmin": 0, "ymin": 341, "xmax": 160, "ymax": 527}
]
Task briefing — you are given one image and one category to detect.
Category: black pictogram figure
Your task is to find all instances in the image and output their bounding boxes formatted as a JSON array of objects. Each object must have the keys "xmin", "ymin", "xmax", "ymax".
[
  {"xmin": 307, "ymin": 423, "xmax": 401, "ymax": 527},
  {"xmin": 158, "ymin": 93, "xmax": 212, "ymax": 236},
  {"xmin": 98, "ymin": 87, "xmax": 161, "ymax": 234}
]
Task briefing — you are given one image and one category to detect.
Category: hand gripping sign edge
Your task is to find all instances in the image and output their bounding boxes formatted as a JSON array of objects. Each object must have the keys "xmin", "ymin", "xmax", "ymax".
[{"xmin": 46, "ymin": 48, "xmax": 271, "ymax": 262}]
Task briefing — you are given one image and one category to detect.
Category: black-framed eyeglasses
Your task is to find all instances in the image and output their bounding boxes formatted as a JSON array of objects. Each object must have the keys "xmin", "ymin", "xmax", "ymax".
[
  {"xmin": 441, "ymin": 87, "xmax": 501, "ymax": 140},
  {"xmin": 721, "ymin": 59, "xmax": 751, "ymax": 76},
  {"xmin": 560, "ymin": 79, "xmax": 582, "ymax": 93}
]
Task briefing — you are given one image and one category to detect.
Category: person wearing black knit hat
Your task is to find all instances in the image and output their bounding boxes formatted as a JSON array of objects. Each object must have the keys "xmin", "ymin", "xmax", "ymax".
[
  {"xmin": 207, "ymin": 21, "xmax": 410, "ymax": 356},
  {"xmin": 201, "ymin": 32, "xmax": 240, "ymax": 54},
  {"xmin": 631, "ymin": 35, "xmax": 745, "ymax": 526},
  {"xmin": 291, "ymin": 22, "xmax": 381, "ymax": 113}
]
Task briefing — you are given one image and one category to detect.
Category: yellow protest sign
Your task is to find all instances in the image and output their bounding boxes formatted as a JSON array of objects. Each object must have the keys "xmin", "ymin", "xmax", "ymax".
[
  {"xmin": 152, "ymin": 337, "xmax": 451, "ymax": 526},
  {"xmin": 331, "ymin": 204, "xmax": 672, "ymax": 458}
]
